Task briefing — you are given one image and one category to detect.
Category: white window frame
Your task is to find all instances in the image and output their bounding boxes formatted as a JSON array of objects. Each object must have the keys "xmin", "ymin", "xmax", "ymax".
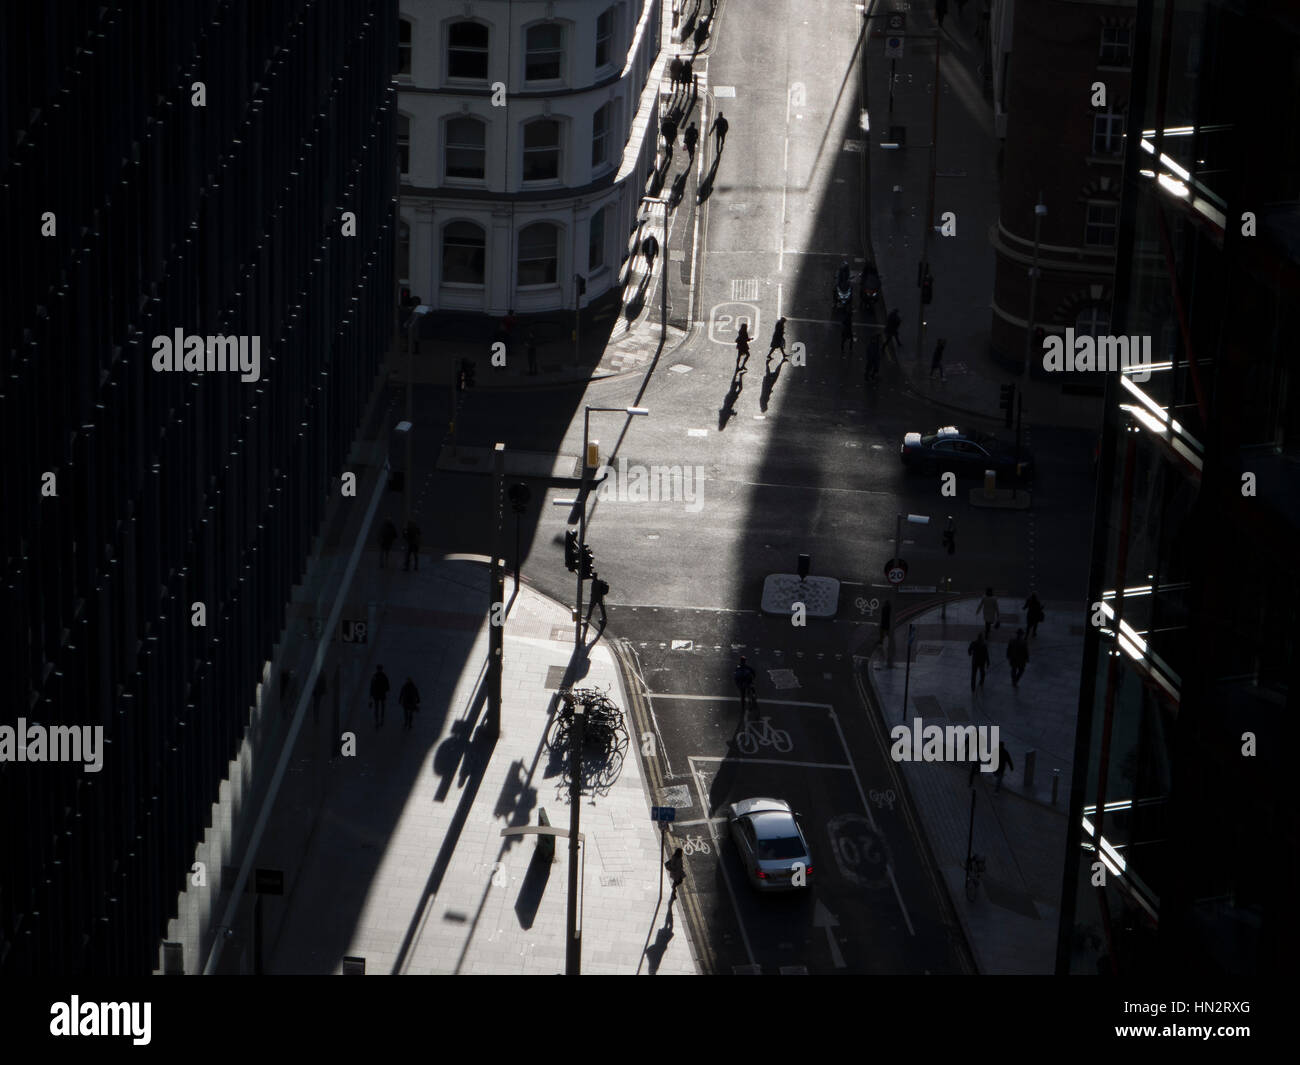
[
  {"xmin": 522, "ymin": 118, "xmax": 563, "ymax": 184},
  {"xmin": 1084, "ymin": 201, "xmax": 1119, "ymax": 247},
  {"xmin": 444, "ymin": 115, "xmax": 487, "ymax": 183},
  {"xmin": 524, "ymin": 22, "xmax": 566, "ymax": 84},
  {"xmin": 446, "ymin": 20, "xmax": 490, "ymax": 83}
]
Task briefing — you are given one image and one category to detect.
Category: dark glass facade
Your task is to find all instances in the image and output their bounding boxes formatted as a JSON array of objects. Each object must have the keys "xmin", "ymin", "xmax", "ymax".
[
  {"xmin": 1059, "ymin": 0, "xmax": 1300, "ymax": 976},
  {"xmin": 0, "ymin": 1, "xmax": 396, "ymax": 975}
]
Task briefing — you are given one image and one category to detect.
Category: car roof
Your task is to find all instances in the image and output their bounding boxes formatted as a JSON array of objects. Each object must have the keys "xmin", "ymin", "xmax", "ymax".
[
  {"xmin": 730, "ymin": 797, "xmax": 792, "ymax": 819},
  {"xmin": 750, "ymin": 810, "xmax": 802, "ymax": 841}
]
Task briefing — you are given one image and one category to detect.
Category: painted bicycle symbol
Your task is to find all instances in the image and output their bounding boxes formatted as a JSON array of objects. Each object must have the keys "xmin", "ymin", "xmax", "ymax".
[
  {"xmin": 869, "ymin": 788, "xmax": 897, "ymax": 811},
  {"xmin": 680, "ymin": 834, "xmax": 711, "ymax": 856},
  {"xmin": 736, "ymin": 716, "xmax": 793, "ymax": 755},
  {"xmin": 853, "ymin": 597, "xmax": 880, "ymax": 615}
]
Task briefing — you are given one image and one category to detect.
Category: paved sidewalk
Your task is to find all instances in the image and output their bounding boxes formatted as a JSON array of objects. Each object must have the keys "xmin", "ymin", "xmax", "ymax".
[
  {"xmin": 866, "ymin": 596, "xmax": 1081, "ymax": 974},
  {"xmin": 261, "ymin": 559, "xmax": 698, "ymax": 975},
  {"xmin": 863, "ymin": 2, "xmax": 1101, "ymax": 432}
]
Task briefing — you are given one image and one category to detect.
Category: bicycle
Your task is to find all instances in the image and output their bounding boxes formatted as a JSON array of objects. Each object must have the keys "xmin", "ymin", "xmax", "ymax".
[
  {"xmin": 736, "ymin": 715, "xmax": 793, "ymax": 756},
  {"xmin": 964, "ymin": 853, "xmax": 986, "ymax": 901},
  {"xmin": 736, "ymin": 680, "xmax": 758, "ymax": 715}
]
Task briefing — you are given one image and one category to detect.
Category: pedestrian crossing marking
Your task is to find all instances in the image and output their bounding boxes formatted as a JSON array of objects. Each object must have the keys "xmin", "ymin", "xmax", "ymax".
[{"xmin": 730, "ymin": 278, "xmax": 760, "ymax": 301}]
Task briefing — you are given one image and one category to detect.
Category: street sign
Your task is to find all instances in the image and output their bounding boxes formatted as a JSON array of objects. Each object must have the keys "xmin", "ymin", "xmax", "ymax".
[
  {"xmin": 651, "ymin": 807, "xmax": 676, "ymax": 823},
  {"xmin": 885, "ymin": 35, "xmax": 904, "ymax": 59},
  {"xmin": 884, "ymin": 558, "xmax": 909, "ymax": 585},
  {"xmin": 886, "ymin": 13, "xmax": 905, "ymax": 31}
]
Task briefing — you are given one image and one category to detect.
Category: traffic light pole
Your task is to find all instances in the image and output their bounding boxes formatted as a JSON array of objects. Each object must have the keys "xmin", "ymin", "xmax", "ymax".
[{"xmin": 917, "ymin": 26, "xmax": 942, "ymax": 362}]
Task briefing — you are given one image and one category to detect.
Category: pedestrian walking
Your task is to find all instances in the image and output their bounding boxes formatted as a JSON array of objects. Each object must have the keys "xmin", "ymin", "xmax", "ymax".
[
  {"xmin": 378, "ymin": 517, "xmax": 397, "ymax": 568},
  {"xmin": 312, "ymin": 670, "xmax": 327, "ymax": 722},
  {"xmin": 661, "ymin": 113, "xmax": 678, "ymax": 151},
  {"xmin": 884, "ymin": 308, "xmax": 903, "ymax": 350},
  {"xmin": 968, "ymin": 633, "xmax": 990, "ymax": 691},
  {"xmin": 735, "ymin": 322, "xmax": 750, "ymax": 362},
  {"xmin": 642, "ymin": 234, "xmax": 659, "ymax": 270},
  {"xmin": 526, "ymin": 330, "xmax": 539, "ymax": 375},
  {"xmin": 399, "ymin": 676, "xmax": 420, "ymax": 729},
  {"xmin": 840, "ymin": 309, "xmax": 854, "ymax": 354},
  {"xmin": 994, "ymin": 742, "xmax": 1014, "ymax": 793},
  {"xmin": 682, "ymin": 60, "xmax": 695, "ymax": 98},
  {"xmin": 403, "ymin": 519, "xmax": 421, "ymax": 572},
  {"xmin": 668, "ymin": 55, "xmax": 683, "ymax": 93},
  {"xmin": 976, "ymin": 587, "xmax": 1000, "ymax": 638},
  {"xmin": 370, "ymin": 665, "xmax": 390, "ymax": 728},
  {"xmin": 683, "ymin": 120, "xmax": 698, "ymax": 161},
  {"xmin": 1024, "ymin": 592, "xmax": 1045, "ymax": 638},
  {"xmin": 930, "ymin": 338, "xmax": 947, "ymax": 380},
  {"xmin": 665, "ymin": 846, "xmax": 686, "ymax": 896},
  {"xmin": 865, "ymin": 334, "xmax": 882, "ymax": 381},
  {"xmin": 767, "ymin": 317, "xmax": 787, "ymax": 361},
  {"xmin": 711, "ymin": 111, "xmax": 729, "ymax": 153},
  {"xmin": 1006, "ymin": 629, "xmax": 1030, "ymax": 687},
  {"xmin": 587, "ymin": 573, "xmax": 610, "ymax": 627}
]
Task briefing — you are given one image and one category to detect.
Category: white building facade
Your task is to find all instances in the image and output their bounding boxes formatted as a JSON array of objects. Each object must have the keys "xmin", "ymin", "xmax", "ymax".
[{"xmin": 396, "ymin": 0, "xmax": 663, "ymax": 315}]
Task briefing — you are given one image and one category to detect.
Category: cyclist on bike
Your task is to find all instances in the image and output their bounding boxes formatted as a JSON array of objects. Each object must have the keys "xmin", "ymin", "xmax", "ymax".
[{"xmin": 734, "ymin": 656, "xmax": 756, "ymax": 705}]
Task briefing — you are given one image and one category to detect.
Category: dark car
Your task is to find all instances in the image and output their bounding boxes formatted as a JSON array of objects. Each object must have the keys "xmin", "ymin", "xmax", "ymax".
[{"xmin": 899, "ymin": 425, "xmax": 1034, "ymax": 484}]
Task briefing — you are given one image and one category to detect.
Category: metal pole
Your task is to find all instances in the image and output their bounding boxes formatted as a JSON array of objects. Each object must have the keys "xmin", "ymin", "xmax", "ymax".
[
  {"xmin": 661, "ymin": 203, "xmax": 669, "ymax": 338},
  {"xmin": 489, "ymin": 444, "xmax": 505, "ymax": 725},
  {"xmin": 566, "ymin": 701, "xmax": 585, "ymax": 975},
  {"xmin": 965, "ymin": 787, "xmax": 976, "ymax": 878},
  {"xmin": 888, "ymin": 513, "xmax": 901, "ymax": 667},
  {"xmin": 1024, "ymin": 195, "xmax": 1045, "ymax": 381},
  {"xmin": 917, "ymin": 29, "xmax": 942, "ymax": 362},
  {"xmin": 888, "ymin": 58, "xmax": 896, "ymax": 117},
  {"xmin": 901, "ymin": 623, "xmax": 914, "ymax": 722},
  {"xmin": 576, "ymin": 410, "xmax": 590, "ymax": 645},
  {"xmin": 658, "ymin": 824, "xmax": 666, "ymax": 906},
  {"xmin": 405, "ymin": 320, "xmax": 415, "ymax": 525}
]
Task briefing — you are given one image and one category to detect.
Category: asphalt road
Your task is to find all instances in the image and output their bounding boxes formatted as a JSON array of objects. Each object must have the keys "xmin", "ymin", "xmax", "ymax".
[{"xmin": 390, "ymin": 0, "xmax": 1096, "ymax": 973}]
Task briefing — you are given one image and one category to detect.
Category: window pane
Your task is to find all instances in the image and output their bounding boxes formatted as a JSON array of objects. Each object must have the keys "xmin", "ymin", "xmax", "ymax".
[
  {"xmin": 588, "ymin": 207, "xmax": 605, "ymax": 270},
  {"xmin": 518, "ymin": 224, "xmax": 558, "ymax": 285},
  {"xmin": 398, "ymin": 20, "xmax": 412, "ymax": 74},
  {"xmin": 448, "ymin": 21, "xmax": 489, "ymax": 79},
  {"xmin": 595, "ymin": 9, "xmax": 614, "ymax": 68},
  {"xmin": 446, "ymin": 118, "xmax": 485, "ymax": 179},
  {"xmin": 398, "ymin": 221, "xmax": 410, "ymax": 279},
  {"xmin": 526, "ymin": 24, "xmax": 563, "ymax": 80},
  {"xmin": 523, "ymin": 121, "xmax": 560, "ymax": 181},
  {"xmin": 397, "ymin": 115, "xmax": 410, "ymax": 174},
  {"xmin": 592, "ymin": 104, "xmax": 610, "ymax": 168},
  {"xmin": 443, "ymin": 221, "xmax": 485, "ymax": 284}
]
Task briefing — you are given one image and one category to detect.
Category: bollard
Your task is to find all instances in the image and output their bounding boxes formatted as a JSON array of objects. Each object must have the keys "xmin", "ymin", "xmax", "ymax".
[
  {"xmin": 537, "ymin": 807, "xmax": 555, "ymax": 862},
  {"xmin": 1023, "ymin": 749, "xmax": 1036, "ymax": 793},
  {"xmin": 1051, "ymin": 768, "xmax": 1061, "ymax": 806},
  {"xmin": 984, "ymin": 468, "xmax": 996, "ymax": 498}
]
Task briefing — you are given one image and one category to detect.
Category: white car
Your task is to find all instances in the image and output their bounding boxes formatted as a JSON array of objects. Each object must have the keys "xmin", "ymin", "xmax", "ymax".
[{"xmin": 727, "ymin": 797, "xmax": 814, "ymax": 892}]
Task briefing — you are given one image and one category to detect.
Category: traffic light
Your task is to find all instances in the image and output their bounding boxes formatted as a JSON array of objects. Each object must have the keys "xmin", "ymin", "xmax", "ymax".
[
  {"xmin": 921, "ymin": 273, "xmax": 934, "ymax": 305},
  {"xmin": 564, "ymin": 530, "xmax": 579, "ymax": 572},
  {"xmin": 579, "ymin": 545, "xmax": 595, "ymax": 580},
  {"xmin": 999, "ymin": 383, "xmax": 1016, "ymax": 428},
  {"xmin": 943, "ymin": 516, "xmax": 956, "ymax": 555}
]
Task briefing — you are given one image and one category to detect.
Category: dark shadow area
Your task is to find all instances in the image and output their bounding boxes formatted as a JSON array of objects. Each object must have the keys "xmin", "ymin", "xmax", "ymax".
[
  {"xmin": 759, "ymin": 357, "xmax": 787, "ymax": 412},
  {"xmin": 718, "ymin": 361, "xmax": 745, "ymax": 430},
  {"xmin": 513, "ymin": 844, "xmax": 555, "ymax": 931},
  {"xmin": 641, "ymin": 898, "xmax": 676, "ymax": 974}
]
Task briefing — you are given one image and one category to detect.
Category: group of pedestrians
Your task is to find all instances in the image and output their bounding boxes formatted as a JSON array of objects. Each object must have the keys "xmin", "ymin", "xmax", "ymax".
[
  {"xmin": 967, "ymin": 589, "xmax": 1046, "ymax": 692},
  {"xmin": 378, "ymin": 517, "xmax": 422, "ymax": 571},
  {"xmin": 368, "ymin": 665, "xmax": 421, "ymax": 730}
]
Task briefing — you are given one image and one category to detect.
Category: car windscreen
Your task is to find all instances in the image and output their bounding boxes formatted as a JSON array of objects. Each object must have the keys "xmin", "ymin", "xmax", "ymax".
[{"xmin": 756, "ymin": 835, "xmax": 806, "ymax": 860}]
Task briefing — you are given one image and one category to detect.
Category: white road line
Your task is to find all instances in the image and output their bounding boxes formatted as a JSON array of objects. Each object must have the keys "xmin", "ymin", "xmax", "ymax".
[
  {"xmin": 652, "ymin": 694, "xmax": 834, "ymax": 708},
  {"xmin": 669, "ymin": 817, "xmax": 728, "ymax": 828},
  {"xmin": 687, "ymin": 755, "xmax": 854, "ymax": 770},
  {"xmin": 740, "ymin": 480, "xmax": 893, "ymax": 496},
  {"xmin": 689, "ymin": 756, "xmax": 755, "ymax": 966},
  {"xmin": 632, "ymin": 644, "xmax": 674, "ymax": 778},
  {"xmin": 825, "ymin": 706, "xmax": 916, "ymax": 936}
]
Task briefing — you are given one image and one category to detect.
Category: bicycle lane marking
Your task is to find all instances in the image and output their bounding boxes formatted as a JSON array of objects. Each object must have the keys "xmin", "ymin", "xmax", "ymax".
[{"xmin": 688, "ymin": 754, "xmax": 756, "ymax": 969}]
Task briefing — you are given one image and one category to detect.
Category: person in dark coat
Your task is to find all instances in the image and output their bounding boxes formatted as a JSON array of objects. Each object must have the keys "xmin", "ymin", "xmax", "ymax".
[
  {"xmin": 767, "ymin": 317, "xmax": 787, "ymax": 362},
  {"xmin": 379, "ymin": 518, "xmax": 397, "ymax": 568},
  {"xmin": 399, "ymin": 677, "xmax": 420, "ymax": 730},
  {"xmin": 665, "ymin": 847, "xmax": 686, "ymax": 895},
  {"xmin": 668, "ymin": 55, "xmax": 683, "ymax": 94},
  {"xmin": 370, "ymin": 665, "xmax": 390, "ymax": 728},
  {"xmin": 1024, "ymin": 592, "xmax": 1045, "ymax": 638},
  {"xmin": 994, "ymin": 742, "xmax": 1014, "ymax": 793},
  {"xmin": 587, "ymin": 573, "xmax": 610, "ymax": 627},
  {"xmin": 403, "ymin": 520, "xmax": 421, "ymax": 571},
  {"xmin": 930, "ymin": 338, "xmax": 947, "ymax": 380},
  {"xmin": 1006, "ymin": 629, "xmax": 1030, "ymax": 687},
  {"xmin": 735, "ymin": 322, "xmax": 750, "ymax": 363},
  {"xmin": 661, "ymin": 113, "xmax": 678, "ymax": 152},
  {"xmin": 683, "ymin": 120, "xmax": 698, "ymax": 161},
  {"xmin": 711, "ymin": 111, "xmax": 729, "ymax": 152},
  {"xmin": 968, "ymin": 633, "xmax": 990, "ymax": 691},
  {"xmin": 884, "ymin": 308, "xmax": 903, "ymax": 350}
]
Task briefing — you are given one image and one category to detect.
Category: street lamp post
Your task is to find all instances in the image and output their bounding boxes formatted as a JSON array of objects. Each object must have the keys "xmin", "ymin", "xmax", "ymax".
[
  {"xmin": 888, "ymin": 513, "xmax": 930, "ymax": 667},
  {"xmin": 404, "ymin": 305, "xmax": 430, "ymax": 524},
  {"xmin": 1024, "ymin": 196, "xmax": 1047, "ymax": 380},
  {"xmin": 917, "ymin": 27, "xmax": 942, "ymax": 362}
]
